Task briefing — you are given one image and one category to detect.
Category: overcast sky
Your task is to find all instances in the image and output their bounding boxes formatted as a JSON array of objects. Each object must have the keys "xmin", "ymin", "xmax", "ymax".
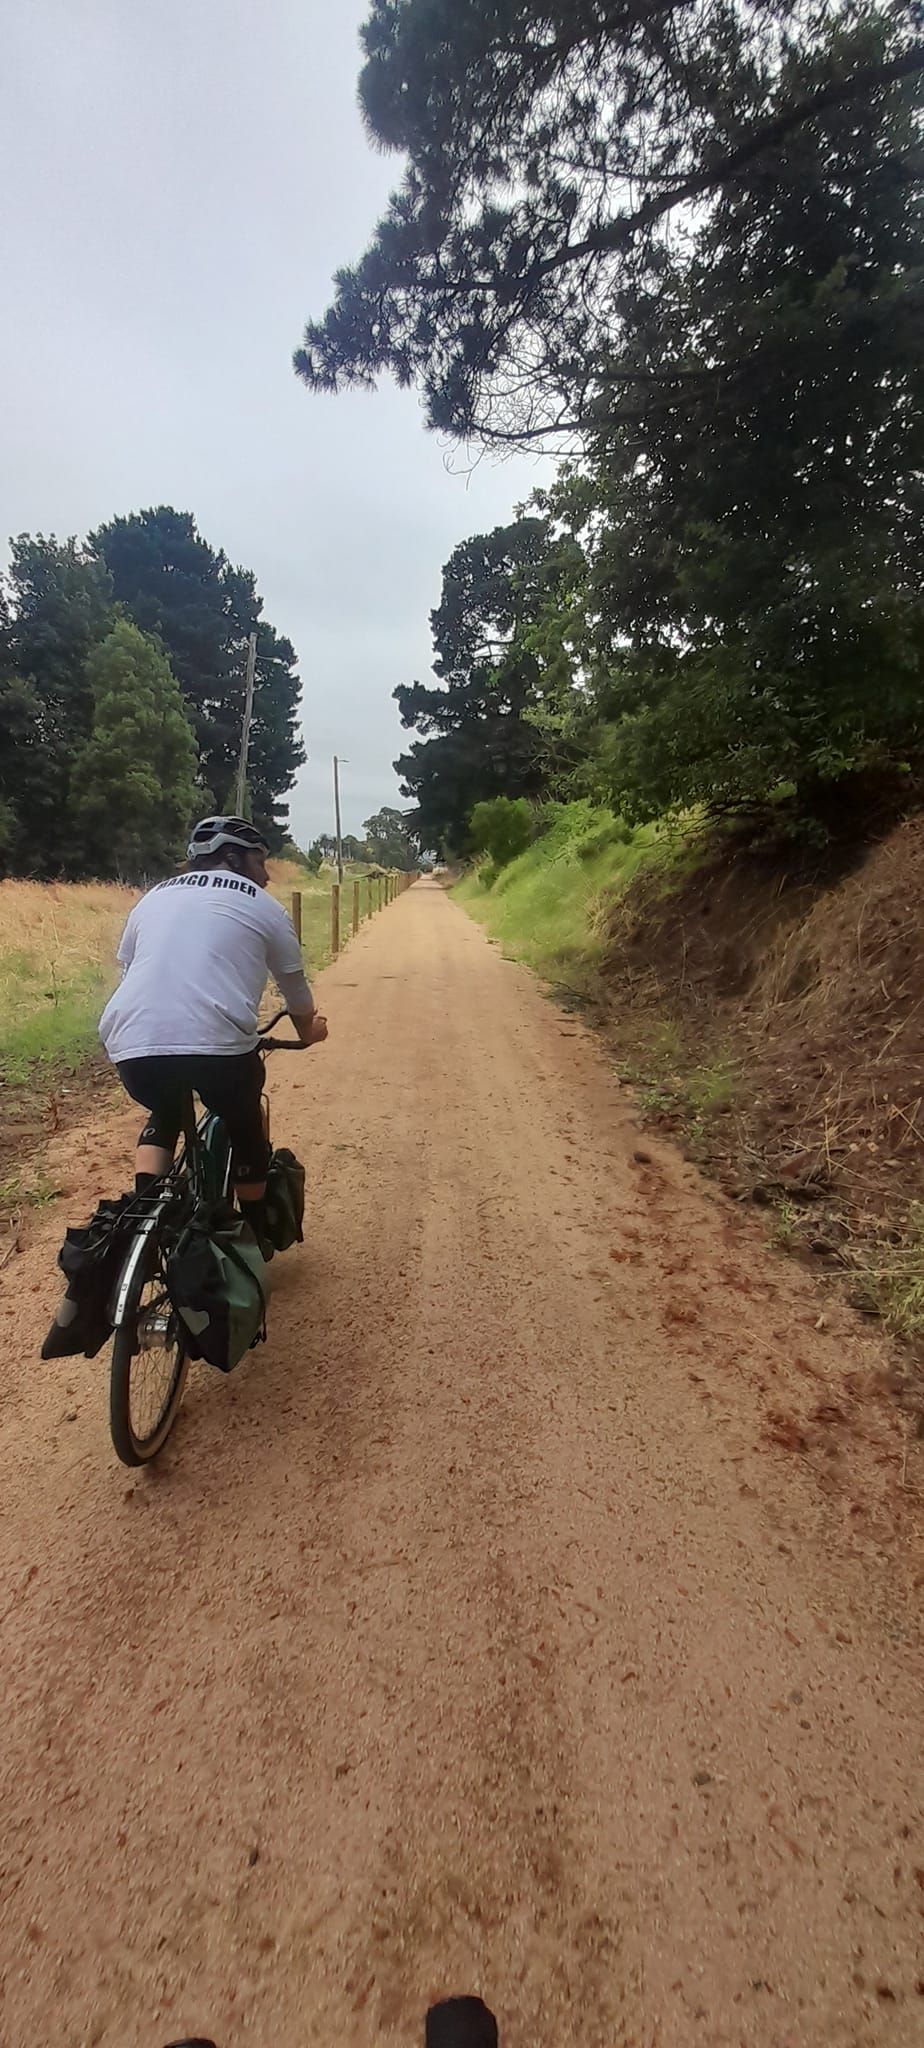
[{"xmin": 0, "ymin": 0, "xmax": 545, "ymax": 840}]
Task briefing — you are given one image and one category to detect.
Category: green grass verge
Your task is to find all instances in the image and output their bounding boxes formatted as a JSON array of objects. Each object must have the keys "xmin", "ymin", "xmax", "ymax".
[
  {"xmin": 453, "ymin": 801, "xmax": 692, "ymax": 991},
  {"xmin": 0, "ymin": 953, "xmax": 121, "ymax": 1083}
]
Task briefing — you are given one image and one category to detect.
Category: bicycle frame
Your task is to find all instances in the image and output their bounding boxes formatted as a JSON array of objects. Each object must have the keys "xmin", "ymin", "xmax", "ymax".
[
  {"xmin": 110, "ymin": 1105, "xmax": 231, "ymax": 1331},
  {"xmin": 110, "ymin": 1013, "xmax": 298, "ymax": 1334}
]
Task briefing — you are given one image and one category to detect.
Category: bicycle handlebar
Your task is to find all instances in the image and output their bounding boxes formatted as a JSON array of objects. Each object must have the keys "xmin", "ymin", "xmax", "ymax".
[{"xmin": 259, "ymin": 1008, "xmax": 310, "ymax": 1054}]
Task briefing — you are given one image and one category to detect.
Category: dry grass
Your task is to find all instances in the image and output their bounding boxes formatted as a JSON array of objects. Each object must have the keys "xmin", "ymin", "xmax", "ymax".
[
  {"xmin": 593, "ymin": 811, "xmax": 924, "ymax": 1360},
  {"xmin": 864, "ymin": 1210, "xmax": 924, "ymax": 1343},
  {"xmin": 0, "ymin": 877, "xmax": 138, "ymax": 974},
  {"xmin": 0, "ymin": 878, "xmax": 139, "ymax": 1077}
]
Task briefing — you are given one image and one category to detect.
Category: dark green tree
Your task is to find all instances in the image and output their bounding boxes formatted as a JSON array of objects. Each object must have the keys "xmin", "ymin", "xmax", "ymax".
[
  {"xmin": 248, "ymin": 621, "xmax": 305, "ymax": 844},
  {"xmin": 0, "ymin": 536, "xmax": 113, "ymax": 874},
  {"xmin": 362, "ymin": 806, "xmax": 419, "ymax": 870},
  {"xmin": 0, "ymin": 675, "xmax": 47, "ymax": 875},
  {"xmin": 571, "ymin": 13, "xmax": 924, "ymax": 825},
  {"xmin": 295, "ymin": 1, "xmax": 923, "ymax": 444},
  {"xmin": 92, "ymin": 508, "xmax": 304, "ymax": 846},
  {"xmin": 70, "ymin": 619, "xmax": 199, "ymax": 879},
  {"xmin": 395, "ymin": 517, "xmax": 584, "ymax": 849}
]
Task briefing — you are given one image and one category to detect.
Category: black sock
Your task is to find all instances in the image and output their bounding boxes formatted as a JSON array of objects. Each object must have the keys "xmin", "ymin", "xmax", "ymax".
[
  {"xmin": 135, "ymin": 1171, "xmax": 162, "ymax": 1195},
  {"xmin": 238, "ymin": 1197, "xmax": 265, "ymax": 1235}
]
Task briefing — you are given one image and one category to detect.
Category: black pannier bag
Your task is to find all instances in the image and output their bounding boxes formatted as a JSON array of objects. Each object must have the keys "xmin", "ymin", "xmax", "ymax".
[
  {"xmin": 262, "ymin": 1147, "xmax": 306, "ymax": 1253},
  {"xmin": 41, "ymin": 1195, "xmax": 137, "ymax": 1360}
]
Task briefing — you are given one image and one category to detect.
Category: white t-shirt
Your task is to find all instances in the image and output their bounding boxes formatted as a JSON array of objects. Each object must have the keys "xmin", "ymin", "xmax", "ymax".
[{"xmin": 99, "ymin": 871, "xmax": 313, "ymax": 1062}]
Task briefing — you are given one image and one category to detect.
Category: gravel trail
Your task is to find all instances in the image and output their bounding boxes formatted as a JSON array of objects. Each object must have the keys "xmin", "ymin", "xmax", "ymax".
[{"xmin": 1, "ymin": 877, "xmax": 921, "ymax": 2047}]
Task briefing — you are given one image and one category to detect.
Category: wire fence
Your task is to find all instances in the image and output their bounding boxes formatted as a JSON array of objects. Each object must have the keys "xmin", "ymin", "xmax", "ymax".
[{"xmin": 290, "ymin": 869, "xmax": 415, "ymax": 961}]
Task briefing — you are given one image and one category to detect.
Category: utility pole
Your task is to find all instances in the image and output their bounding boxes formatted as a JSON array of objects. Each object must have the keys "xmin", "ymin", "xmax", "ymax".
[
  {"xmin": 333, "ymin": 754, "xmax": 346, "ymax": 887},
  {"xmin": 234, "ymin": 630, "xmax": 258, "ymax": 817}
]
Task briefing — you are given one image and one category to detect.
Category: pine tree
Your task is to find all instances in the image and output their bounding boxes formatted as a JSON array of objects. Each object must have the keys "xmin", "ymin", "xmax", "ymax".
[
  {"xmin": 0, "ymin": 536, "xmax": 113, "ymax": 874},
  {"xmin": 70, "ymin": 619, "xmax": 199, "ymax": 879},
  {"xmin": 296, "ymin": 3, "xmax": 923, "ymax": 446},
  {"xmin": 92, "ymin": 508, "xmax": 305, "ymax": 845}
]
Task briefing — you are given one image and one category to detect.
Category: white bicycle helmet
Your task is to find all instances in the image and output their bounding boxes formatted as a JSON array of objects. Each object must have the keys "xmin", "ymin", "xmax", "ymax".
[{"xmin": 186, "ymin": 815, "xmax": 269, "ymax": 861}]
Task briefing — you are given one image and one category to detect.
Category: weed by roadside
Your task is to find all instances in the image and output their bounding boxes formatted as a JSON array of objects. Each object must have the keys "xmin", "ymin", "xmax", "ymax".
[
  {"xmin": 619, "ymin": 1028, "xmax": 740, "ymax": 1162},
  {"xmin": 688, "ymin": 1057, "xmax": 738, "ymax": 1116},
  {"xmin": 0, "ymin": 1166, "xmax": 61, "ymax": 1215},
  {"xmin": 772, "ymin": 1198, "xmax": 799, "ymax": 1250},
  {"xmin": 858, "ymin": 1208, "xmax": 924, "ymax": 1344}
]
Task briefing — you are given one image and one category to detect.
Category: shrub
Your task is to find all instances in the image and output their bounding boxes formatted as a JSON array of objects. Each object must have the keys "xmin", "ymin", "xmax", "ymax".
[
  {"xmin": 575, "ymin": 816, "xmax": 633, "ymax": 861},
  {"xmin": 469, "ymin": 796, "xmax": 534, "ymax": 868}
]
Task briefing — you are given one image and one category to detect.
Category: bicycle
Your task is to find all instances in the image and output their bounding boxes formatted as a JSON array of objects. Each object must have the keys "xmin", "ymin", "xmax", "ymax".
[{"xmin": 108, "ymin": 1010, "xmax": 306, "ymax": 1467}]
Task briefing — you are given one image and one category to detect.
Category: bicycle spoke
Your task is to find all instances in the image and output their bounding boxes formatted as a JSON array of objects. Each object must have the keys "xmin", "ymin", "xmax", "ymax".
[{"xmin": 128, "ymin": 1272, "xmax": 183, "ymax": 1442}]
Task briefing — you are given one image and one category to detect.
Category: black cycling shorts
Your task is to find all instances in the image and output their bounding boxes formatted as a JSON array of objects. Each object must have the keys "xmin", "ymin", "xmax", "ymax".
[{"xmin": 117, "ymin": 1050, "xmax": 271, "ymax": 1183}]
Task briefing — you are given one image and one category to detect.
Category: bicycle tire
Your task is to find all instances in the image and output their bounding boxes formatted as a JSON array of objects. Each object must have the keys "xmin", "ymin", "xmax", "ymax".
[{"xmin": 109, "ymin": 1225, "xmax": 189, "ymax": 1466}]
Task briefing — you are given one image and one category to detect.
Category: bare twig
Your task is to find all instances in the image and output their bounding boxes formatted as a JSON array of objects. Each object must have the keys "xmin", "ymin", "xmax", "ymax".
[
  {"xmin": 874, "ymin": 997, "xmax": 924, "ymax": 1064},
  {"xmin": 856, "ymin": 897, "xmax": 868, "ymax": 971},
  {"xmin": 889, "ymin": 1098, "xmax": 924, "ymax": 1148}
]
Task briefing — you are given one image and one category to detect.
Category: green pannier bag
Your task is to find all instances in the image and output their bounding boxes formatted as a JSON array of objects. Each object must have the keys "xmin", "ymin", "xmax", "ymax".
[
  {"xmin": 262, "ymin": 1147, "xmax": 306, "ymax": 1254},
  {"xmin": 166, "ymin": 1198, "xmax": 268, "ymax": 1374}
]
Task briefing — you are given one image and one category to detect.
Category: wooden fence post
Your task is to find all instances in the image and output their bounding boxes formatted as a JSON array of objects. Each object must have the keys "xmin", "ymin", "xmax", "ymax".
[
  {"xmin": 353, "ymin": 877, "xmax": 360, "ymax": 935},
  {"xmin": 291, "ymin": 890, "xmax": 302, "ymax": 943},
  {"xmin": 331, "ymin": 882, "xmax": 340, "ymax": 958}
]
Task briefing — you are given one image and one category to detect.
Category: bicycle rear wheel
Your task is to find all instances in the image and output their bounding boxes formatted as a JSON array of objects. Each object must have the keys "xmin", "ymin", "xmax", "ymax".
[{"xmin": 109, "ymin": 1224, "xmax": 189, "ymax": 1466}]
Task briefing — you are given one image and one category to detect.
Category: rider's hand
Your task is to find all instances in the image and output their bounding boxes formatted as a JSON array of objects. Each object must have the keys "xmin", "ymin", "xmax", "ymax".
[{"xmin": 309, "ymin": 1012, "xmax": 329, "ymax": 1045}]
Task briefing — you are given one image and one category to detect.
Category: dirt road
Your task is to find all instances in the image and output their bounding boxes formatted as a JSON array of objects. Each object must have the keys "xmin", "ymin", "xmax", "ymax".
[{"xmin": 1, "ymin": 878, "xmax": 921, "ymax": 2048}]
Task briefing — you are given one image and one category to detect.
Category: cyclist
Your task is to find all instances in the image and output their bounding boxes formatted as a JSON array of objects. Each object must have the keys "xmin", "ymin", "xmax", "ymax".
[{"xmin": 98, "ymin": 816, "xmax": 327, "ymax": 1238}]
